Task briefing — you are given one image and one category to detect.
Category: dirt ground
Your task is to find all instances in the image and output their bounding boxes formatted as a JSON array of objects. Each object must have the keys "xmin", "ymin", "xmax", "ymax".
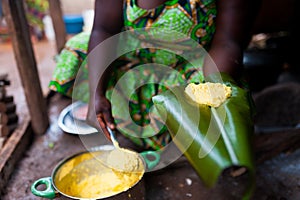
[{"xmin": 1, "ymin": 37, "xmax": 300, "ymax": 200}]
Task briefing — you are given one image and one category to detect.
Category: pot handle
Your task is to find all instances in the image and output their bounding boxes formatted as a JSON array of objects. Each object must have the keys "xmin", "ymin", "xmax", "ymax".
[
  {"xmin": 140, "ymin": 151, "xmax": 160, "ymax": 170},
  {"xmin": 31, "ymin": 177, "xmax": 57, "ymax": 199}
]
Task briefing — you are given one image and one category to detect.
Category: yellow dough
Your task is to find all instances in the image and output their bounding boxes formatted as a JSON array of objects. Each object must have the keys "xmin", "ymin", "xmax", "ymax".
[
  {"xmin": 185, "ymin": 82, "xmax": 232, "ymax": 107},
  {"xmin": 106, "ymin": 148, "xmax": 141, "ymax": 172}
]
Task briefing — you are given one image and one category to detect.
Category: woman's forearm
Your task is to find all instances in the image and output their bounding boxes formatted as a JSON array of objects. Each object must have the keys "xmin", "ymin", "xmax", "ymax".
[
  {"xmin": 204, "ymin": 0, "xmax": 261, "ymax": 79},
  {"xmin": 88, "ymin": 30, "xmax": 116, "ymax": 97},
  {"xmin": 87, "ymin": 0, "xmax": 123, "ymax": 98},
  {"xmin": 205, "ymin": 41, "xmax": 243, "ymax": 79}
]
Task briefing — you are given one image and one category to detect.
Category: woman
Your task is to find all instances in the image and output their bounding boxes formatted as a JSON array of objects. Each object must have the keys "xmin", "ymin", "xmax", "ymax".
[
  {"xmin": 86, "ymin": 0, "xmax": 260, "ymax": 149},
  {"xmin": 50, "ymin": 2, "xmax": 260, "ymax": 198},
  {"xmin": 50, "ymin": 0, "xmax": 260, "ymax": 149}
]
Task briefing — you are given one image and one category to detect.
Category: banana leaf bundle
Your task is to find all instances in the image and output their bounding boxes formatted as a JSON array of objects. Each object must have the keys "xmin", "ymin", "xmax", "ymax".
[{"xmin": 152, "ymin": 73, "xmax": 256, "ymax": 199}]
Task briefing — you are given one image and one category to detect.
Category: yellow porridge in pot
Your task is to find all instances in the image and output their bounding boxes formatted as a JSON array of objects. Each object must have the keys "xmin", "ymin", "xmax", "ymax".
[{"xmin": 54, "ymin": 151, "xmax": 144, "ymax": 199}]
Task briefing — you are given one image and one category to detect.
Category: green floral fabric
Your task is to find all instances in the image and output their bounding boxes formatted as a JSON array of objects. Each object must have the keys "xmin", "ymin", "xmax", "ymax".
[{"xmin": 49, "ymin": 32, "xmax": 90, "ymax": 102}]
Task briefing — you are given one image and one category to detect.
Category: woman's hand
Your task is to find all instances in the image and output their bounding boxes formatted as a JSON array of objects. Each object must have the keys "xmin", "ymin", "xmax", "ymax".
[{"xmin": 95, "ymin": 95, "xmax": 115, "ymax": 140}]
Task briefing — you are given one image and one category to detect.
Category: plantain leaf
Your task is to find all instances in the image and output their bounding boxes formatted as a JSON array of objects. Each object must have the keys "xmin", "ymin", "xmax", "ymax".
[{"xmin": 152, "ymin": 73, "xmax": 255, "ymax": 199}]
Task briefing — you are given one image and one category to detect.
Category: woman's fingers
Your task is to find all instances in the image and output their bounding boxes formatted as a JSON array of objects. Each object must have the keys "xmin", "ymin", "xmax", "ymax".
[
  {"xmin": 95, "ymin": 96, "xmax": 116, "ymax": 140},
  {"xmin": 96, "ymin": 114, "xmax": 111, "ymax": 140},
  {"xmin": 103, "ymin": 110, "xmax": 115, "ymax": 130}
]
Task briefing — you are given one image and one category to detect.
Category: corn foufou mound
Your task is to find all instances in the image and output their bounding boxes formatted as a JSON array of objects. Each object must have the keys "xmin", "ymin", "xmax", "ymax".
[
  {"xmin": 106, "ymin": 148, "xmax": 141, "ymax": 172},
  {"xmin": 185, "ymin": 82, "xmax": 232, "ymax": 107}
]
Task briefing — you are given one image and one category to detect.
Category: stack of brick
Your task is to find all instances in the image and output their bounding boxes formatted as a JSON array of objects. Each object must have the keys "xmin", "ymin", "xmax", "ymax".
[{"xmin": 0, "ymin": 74, "xmax": 18, "ymax": 148}]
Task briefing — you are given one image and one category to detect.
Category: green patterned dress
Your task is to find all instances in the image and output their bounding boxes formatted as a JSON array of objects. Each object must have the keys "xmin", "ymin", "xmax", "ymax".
[{"xmin": 49, "ymin": 0, "xmax": 216, "ymax": 150}]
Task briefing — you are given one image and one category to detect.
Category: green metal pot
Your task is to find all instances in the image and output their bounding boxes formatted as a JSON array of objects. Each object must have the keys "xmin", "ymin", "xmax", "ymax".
[{"xmin": 31, "ymin": 145, "xmax": 160, "ymax": 199}]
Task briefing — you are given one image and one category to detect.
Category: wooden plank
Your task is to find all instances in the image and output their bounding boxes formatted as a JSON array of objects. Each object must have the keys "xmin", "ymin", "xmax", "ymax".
[
  {"xmin": 0, "ymin": 125, "xmax": 9, "ymax": 137},
  {"xmin": 2, "ymin": 0, "xmax": 49, "ymax": 134},
  {"xmin": 2, "ymin": 95, "xmax": 14, "ymax": 103},
  {"xmin": 0, "ymin": 102, "xmax": 7, "ymax": 113},
  {"xmin": 0, "ymin": 137, "xmax": 5, "ymax": 149},
  {"xmin": 48, "ymin": 0, "xmax": 67, "ymax": 53},
  {"xmin": 0, "ymin": 113, "xmax": 8, "ymax": 124},
  {"xmin": 7, "ymin": 113, "xmax": 18, "ymax": 125},
  {"xmin": 0, "ymin": 86, "xmax": 6, "ymax": 100},
  {"xmin": 0, "ymin": 102, "xmax": 16, "ymax": 114},
  {"xmin": 0, "ymin": 116, "xmax": 33, "ymax": 196}
]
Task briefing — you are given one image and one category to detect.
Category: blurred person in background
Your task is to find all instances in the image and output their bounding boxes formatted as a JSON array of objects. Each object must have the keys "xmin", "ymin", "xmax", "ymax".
[{"xmin": 24, "ymin": 0, "xmax": 49, "ymax": 41}]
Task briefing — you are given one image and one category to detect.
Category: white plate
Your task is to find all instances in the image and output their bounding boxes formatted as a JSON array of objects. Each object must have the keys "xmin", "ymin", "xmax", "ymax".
[{"xmin": 58, "ymin": 101, "xmax": 98, "ymax": 135}]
